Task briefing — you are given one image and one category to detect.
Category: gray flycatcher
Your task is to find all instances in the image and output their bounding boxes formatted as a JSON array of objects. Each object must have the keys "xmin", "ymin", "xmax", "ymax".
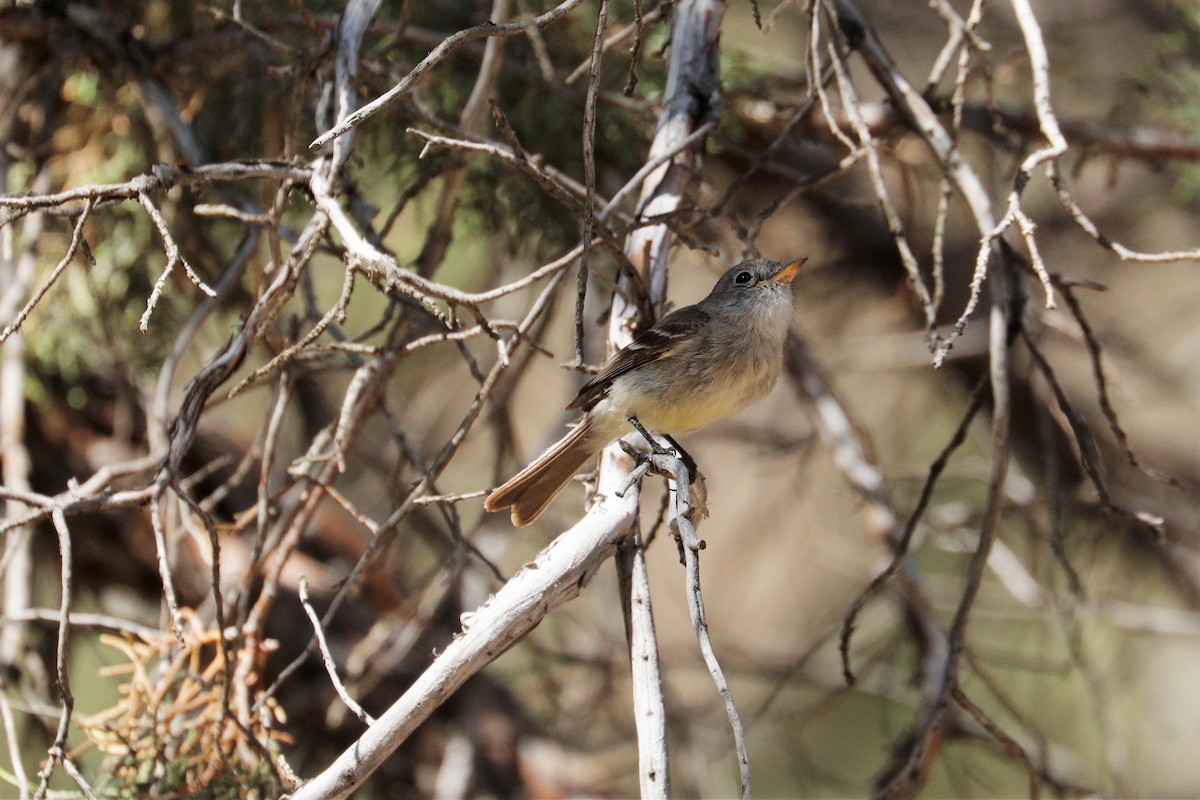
[{"xmin": 485, "ymin": 256, "xmax": 806, "ymax": 526}]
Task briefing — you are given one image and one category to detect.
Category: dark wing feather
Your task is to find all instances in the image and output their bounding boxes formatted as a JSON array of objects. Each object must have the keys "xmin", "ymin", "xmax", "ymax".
[{"xmin": 568, "ymin": 305, "xmax": 711, "ymax": 412}]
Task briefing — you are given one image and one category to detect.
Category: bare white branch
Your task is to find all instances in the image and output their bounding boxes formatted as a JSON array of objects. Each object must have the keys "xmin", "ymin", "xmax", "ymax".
[
  {"xmin": 311, "ymin": 0, "xmax": 587, "ymax": 149},
  {"xmin": 290, "ymin": 492, "xmax": 640, "ymax": 800}
]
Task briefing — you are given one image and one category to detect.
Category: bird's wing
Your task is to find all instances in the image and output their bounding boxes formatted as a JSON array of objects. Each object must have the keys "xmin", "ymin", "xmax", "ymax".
[{"xmin": 568, "ymin": 305, "xmax": 711, "ymax": 412}]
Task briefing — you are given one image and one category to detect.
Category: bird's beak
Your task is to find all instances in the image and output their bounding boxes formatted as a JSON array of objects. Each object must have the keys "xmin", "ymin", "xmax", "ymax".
[{"xmin": 767, "ymin": 256, "xmax": 807, "ymax": 283}]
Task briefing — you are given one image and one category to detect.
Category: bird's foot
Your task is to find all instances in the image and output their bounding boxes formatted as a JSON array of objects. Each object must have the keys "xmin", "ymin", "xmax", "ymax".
[
  {"xmin": 628, "ymin": 417, "xmax": 700, "ymax": 484},
  {"xmin": 626, "ymin": 417, "xmax": 700, "ymax": 485},
  {"xmin": 628, "ymin": 419, "xmax": 700, "ymax": 494},
  {"xmin": 662, "ymin": 433, "xmax": 698, "ymax": 484},
  {"xmin": 627, "ymin": 416, "xmax": 675, "ymax": 458}
]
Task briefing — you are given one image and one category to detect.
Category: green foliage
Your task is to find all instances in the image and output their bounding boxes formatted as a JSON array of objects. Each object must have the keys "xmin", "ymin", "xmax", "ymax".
[
  {"xmin": 23, "ymin": 204, "xmax": 190, "ymax": 402},
  {"xmin": 1149, "ymin": 5, "xmax": 1200, "ymax": 202},
  {"xmin": 359, "ymin": 1, "xmax": 668, "ymax": 259},
  {"xmin": 18, "ymin": 1, "xmax": 675, "ymax": 403}
]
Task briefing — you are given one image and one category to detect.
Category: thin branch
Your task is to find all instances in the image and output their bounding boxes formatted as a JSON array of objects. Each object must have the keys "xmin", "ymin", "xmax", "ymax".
[
  {"xmin": 311, "ymin": 0, "xmax": 587, "ymax": 148},
  {"xmin": 573, "ymin": 0, "xmax": 610, "ymax": 368},
  {"xmin": 1050, "ymin": 166, "xmax": 1200, "ymax": 263},
  {"xmin": 149, "ymin": 487, "xmax": 185, "ymax": 642},
  {"xmin": 137, "ymin": 191, "xmax": 217, "ymax": 332},
  {"xmin": 0, "ymin": 483, "xmax": 155, "ymax": 538},
  {"xmin": 602, "ymin": 121, "xmax": 715, "ymax": 222},
  {"xmin": 623, "ymin": 0, "xmax": 649, "ymax": 95},
  {"xmin": 192, "ymin": 203, "xmax": 274, "ymax": 224},
  {"xmin": 1020, "ymin": 326, "xmax": 1165, "ymax": 538},
  {"xmin": 930, "ymin": 0, "xmax": 984, "ymax": 313},
  {"xmin": 313, "ymin": 162, "xmax": 609, "ymax": 310},
  {"xmin": 0, "ymin": 689, "xmax": 28, "ymax": 798},
  {"xmin": 838, "ymin": 376, "xmax": 988, "ymax": 684},
  {"xmin": 878, "ymin": 256, "xmax": 1015, "ymax": 800},
  {"xmin": 784, "ymin": 332, "xmax": 898, "ymax": 541},
  {"xmin": 299, "ymin": 577, "xmax": 375, "ymax": 726},
  {"xmin": 925, "ymin": 0, "xmax": 990, "ymax": 91},
  {"xmin": 0, "ymin": 161, "xmax": 312, "ymax": 213},
  {"xmin": 933, "ymin": 0, "xmax": 1066, "ymax": 363},
  {"xmin": 1, "ymin": 610, "xmax": 162, "ymax": 640},
  {"xmin": 659, "ymin": 450, "xmax": 751, "ymax": 798},
  {"xmin": 413, "ymin": 488, "xmax": 490, "ymax": 505},
  {"xmin": 228, "ymin": 266, "xmax": 357, "ymax": 398},
  {"xmin": 33, "ymin": 508, "xmax": 93, "ymax": 800},
  {"xmin": 952, "ymin": 687, "xmax": 1041, "ymax": 800},
  {"xmin": 151, "ymin": 227, "xmax": 260, "ymax": 451},
  {"xmin": 825, "ymin": 19, "xmax": 938, "ymax": 345},
  {"xmin": 565, "ymin": 5, "xmax": 664, "ymax": 85},
  {"xmin": 0, "ymin": 200, "xmax": 94, "ymax": 345},
  {"xmin": 1056, "ymin": 280, "xmax": 1178, "ymax": 486}
]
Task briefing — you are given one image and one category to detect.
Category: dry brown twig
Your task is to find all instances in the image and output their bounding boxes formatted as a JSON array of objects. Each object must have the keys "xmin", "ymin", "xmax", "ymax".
[{"xmin": 73, "ymin": 612, "xmax": 292, "ymax": 797}]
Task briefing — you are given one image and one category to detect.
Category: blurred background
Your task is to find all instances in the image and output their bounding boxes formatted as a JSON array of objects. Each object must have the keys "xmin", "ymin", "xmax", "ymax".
[{"xmin": 1, "ymin": 0, "xmax": 1199, "ymax": 797}]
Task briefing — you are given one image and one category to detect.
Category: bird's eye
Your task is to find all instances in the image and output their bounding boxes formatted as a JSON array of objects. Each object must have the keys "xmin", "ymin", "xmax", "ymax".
[{"xmin": 735, "ymin": 271, "xmax": 753, "ymax": 285}]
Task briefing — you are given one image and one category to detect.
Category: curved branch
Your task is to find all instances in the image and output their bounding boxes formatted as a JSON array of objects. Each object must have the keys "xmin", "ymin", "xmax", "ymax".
[{"xmin": 310, "ymin": 0, "xmax": 587, "ymax": 149}]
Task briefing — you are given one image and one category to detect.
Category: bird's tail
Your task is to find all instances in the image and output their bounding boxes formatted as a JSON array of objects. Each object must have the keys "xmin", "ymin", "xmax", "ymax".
[{"xmin": 485, "ymin": 418, "xmax": 597, "ymax": 527}]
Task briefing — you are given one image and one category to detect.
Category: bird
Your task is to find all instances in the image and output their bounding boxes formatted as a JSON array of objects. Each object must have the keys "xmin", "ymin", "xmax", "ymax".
[{"xmin": 485, "ymin": 256, "xmax": 806, "ymax": 526}]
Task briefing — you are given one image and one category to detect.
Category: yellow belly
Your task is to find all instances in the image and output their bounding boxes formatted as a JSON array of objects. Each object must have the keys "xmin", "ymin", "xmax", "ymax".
[
  {"xmin": 602, "ymin": 362, "xmax": 778, "ymax": 434},
  {"xmin": 632, "ymin": 391, "xmax": 749, "ymax": 433}
]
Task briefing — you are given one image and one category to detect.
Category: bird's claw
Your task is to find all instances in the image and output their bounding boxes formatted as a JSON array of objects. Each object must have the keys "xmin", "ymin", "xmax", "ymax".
[{"xmin": 627, "ymin": 416, "xmax": 676, "ymax": 458}]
